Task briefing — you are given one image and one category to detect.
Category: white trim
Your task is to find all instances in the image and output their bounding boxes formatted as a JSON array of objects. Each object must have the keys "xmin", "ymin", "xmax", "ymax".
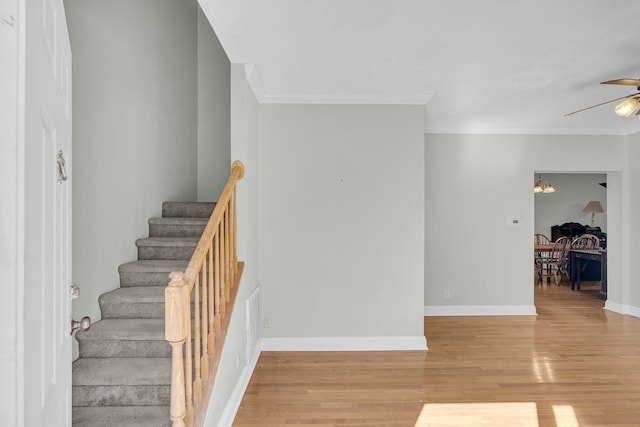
[
  {"xmin": 424, "ymin": 125, "xmax": 639, "ymax": 136},
  {"xmin": 215, "ymin": 347, "xmax": 261, "ymax": 427},
  {"xmin": 604, "ymin": 301, "xmax": 640, "ymax": 318},
  {"xmin": 424, "ymin": 305, "xmax": 537, "ymax": 316},
  {"xmin": 261, "ymin": 92, "xmax": 434, "ymax": 105},
  {"xmin": 243, "ymin": 64, "xmax": 265, "ymax": 103},
  {"xmin": 260, "ymin": 336, "xmax": 428, "ymax": 351}
]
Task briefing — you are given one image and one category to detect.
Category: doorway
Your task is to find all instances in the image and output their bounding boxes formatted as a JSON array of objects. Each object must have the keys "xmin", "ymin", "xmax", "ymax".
[{"xmin": 533, "ymin": 172, "xmax": 609, "ymax": 303}]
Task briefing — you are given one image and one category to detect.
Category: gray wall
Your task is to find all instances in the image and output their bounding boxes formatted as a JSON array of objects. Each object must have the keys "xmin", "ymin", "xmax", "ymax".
[
  {"xmin": 424, "ymin": 134, "xmax": 626, "ymax": 314},
  {"xmin": 207, "ymin": 72, "xmax": 426, "ymax": 425},
  {"xmin": 626, "ymin": 133, "xmax": 640, "ymax": 308},
  {"xmin": 66, "ymin": 0, "xmax": 199, "ymax": 358},
  {"xmin": 258, "ymin": 104, "xmax": 425, "ymax": 338},
  {"xmin": 534, "ymin": 173, "xmax": 607, "ymax": 238},
  {"xmin": 198, "ymin": 7, "xmax": 231, "ymax": 201}
]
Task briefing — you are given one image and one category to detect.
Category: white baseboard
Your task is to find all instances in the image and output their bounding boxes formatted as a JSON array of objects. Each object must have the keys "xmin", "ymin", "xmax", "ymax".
[
  {"xmin": 216, "ymin": 347, "xmax": 261, "ymax": 427},
  {"xmin": 424, "ymin": 305, "xmax": 537, "ymax": 316},
  {"xmin": 261, "ymin": 336, "xmax": 428, "ymax": 351},
  {"xmin": 604, "ymin": 301, "xmax": 640, "ymax": 317}
]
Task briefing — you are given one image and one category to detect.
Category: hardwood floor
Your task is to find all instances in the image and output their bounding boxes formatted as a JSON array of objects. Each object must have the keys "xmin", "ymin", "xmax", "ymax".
[{"xmin": 233, "ymin": 282, "xmax": 640, "ymax": 426}]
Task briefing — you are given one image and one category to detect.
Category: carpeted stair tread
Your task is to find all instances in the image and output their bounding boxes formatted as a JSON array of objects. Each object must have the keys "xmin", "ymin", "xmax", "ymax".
[
  {"xmin": 135, "ymin": 237, "xmax": 199, "ymax": 247},
  {"xmin": 99, "ymin": 286, "xmax": 165, "ymax": 319},
  {"xmin": 148, "ymin": 217, "xmax": 208, "ymax": 237},
  {"xmin": 149, "ymin": 217, "xmax": 208, "ymax": 226},
  {"xmin": 72, "ymin": 406, "xmax": 171, "ymax": 427},
  {"xmin": 118, "ymin": 260, "xmax": 189, "ymax": 287},
  {"xmin": 75, "ymin": 319, "xmax": 169, "ymax": 358},
  {"xmin": 73, "ymin": 357, "xmax": 171, "ymax": 386},
  {"xmin": 162, "ymin": 201, "xmax": 216, "ymax": 218},
  {"xmin": 118, "ymin": 259, "xmax": 189, "ymax": 273},
  {"xmin": 76, "ymin": 319, "xmax": 165, "ymax": 341},
  {"xmin": 72, "ymin": 357, "xmax": 171, "ymax": 406},
  {"xmin": 135, "ymin": 237, "xmax": 199, "ymax": 260}
]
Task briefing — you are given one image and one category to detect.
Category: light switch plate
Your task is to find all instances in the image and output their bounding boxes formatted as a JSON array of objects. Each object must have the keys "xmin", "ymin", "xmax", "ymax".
[{"xmin": 507, "ymin": 217, "xmax": 521, "ymax": 227}]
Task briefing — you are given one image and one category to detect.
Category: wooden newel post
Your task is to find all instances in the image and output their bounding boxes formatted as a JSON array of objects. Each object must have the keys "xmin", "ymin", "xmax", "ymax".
[{"xmin": 166, "ymin": 271, "xmax": 189, "ymax": 427}]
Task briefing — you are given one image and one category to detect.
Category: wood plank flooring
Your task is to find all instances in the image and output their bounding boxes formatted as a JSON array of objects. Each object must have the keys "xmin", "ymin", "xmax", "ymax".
[{"xmin": 233, "ymin": 281, "xmax": 640, "ymax": 426}]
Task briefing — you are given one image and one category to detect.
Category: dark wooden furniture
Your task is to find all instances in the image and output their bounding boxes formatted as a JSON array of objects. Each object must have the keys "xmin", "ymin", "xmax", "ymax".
[
  {"xmin": 569, "ymin": 249, "xmax": 607, "ymax": 300},
  {"xmin": 551, "ymin": 222, "xmax": 607, "ymax": 248}
]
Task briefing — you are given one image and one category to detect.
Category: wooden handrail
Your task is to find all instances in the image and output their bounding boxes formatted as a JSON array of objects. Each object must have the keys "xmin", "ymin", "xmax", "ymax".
[{"xmin": 165, "ymin": 161, "xmax": 245, "ymax": 427}]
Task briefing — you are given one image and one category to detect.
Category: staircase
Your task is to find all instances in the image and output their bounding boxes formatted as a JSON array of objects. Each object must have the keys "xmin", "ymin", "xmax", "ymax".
[{"xmin": 72, "ymin": 202, "xmax": 215, "ymax": 427}]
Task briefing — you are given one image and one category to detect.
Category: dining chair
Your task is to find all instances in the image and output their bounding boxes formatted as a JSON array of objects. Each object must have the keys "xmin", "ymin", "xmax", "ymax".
[
  {"xmin": 534, "ymin": 234, "xmax": 551, "ymax": 245},
  {"xmin": 571, "ymin": 234, "xmax": 600, "ymax": 250},
  {"xmin": 534, "ymin": 234, "xmax": 552, "ymax": 278},
  {"xmin": 537, "ymin": 236, "xmax": 571, "ymax": 285}
]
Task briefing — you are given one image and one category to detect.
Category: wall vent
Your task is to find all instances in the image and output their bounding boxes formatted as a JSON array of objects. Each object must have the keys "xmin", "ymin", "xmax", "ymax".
[{"xmin": 245, "ymin": 286, "xmax": 261, "ymax": 363}]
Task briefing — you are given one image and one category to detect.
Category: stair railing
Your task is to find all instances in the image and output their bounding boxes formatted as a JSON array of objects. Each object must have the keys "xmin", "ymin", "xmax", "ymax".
[{"xmin": 165, "ymin": 160, "xmax": 245, "ymax": 427}]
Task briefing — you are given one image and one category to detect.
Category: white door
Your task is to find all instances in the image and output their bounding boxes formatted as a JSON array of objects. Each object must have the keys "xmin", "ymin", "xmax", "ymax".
[{"xmin": 23, "ymin": 0, "xmax": 73, "ymax": 425}]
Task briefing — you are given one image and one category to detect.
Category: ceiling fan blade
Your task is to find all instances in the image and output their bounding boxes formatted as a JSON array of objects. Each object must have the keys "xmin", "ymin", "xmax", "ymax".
[
  {"xmin": 564, "ymin": 92, "xmax": 640, "ymax": 116},
  {"xmin": 601, "ymin": 78, "xmax": 640, "ymax": 86}
]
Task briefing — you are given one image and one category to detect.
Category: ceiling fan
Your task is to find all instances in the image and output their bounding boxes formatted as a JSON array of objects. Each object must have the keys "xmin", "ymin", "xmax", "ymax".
[{"xmin": 565, "ymin": 78, "xmax": 640, "ymax": 118}]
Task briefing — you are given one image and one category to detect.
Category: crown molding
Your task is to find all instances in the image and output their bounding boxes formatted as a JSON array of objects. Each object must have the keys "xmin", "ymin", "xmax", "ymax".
[
  {"xmin": 424, "ymin": 125, "xmax": 640, "ymax": 136},
  {"xmin": 261, "ymin": 92, "xmax": 435, "ymax": 105}
]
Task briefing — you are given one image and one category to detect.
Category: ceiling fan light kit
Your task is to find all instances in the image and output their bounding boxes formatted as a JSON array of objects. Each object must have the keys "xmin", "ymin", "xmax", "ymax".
[
  {"xmin": 614, "ymin": 97, "xmax": 640, "ymax": 117},
  {"xmin": 565, "ymin": 78, "xmax": 640, "ymax": 119}
]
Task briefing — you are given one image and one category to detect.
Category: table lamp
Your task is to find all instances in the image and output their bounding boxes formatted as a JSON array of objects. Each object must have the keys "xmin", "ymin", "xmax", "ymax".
[{"xmin": 583, "ymin": 201, "xmax": 604, "ymax": 227}]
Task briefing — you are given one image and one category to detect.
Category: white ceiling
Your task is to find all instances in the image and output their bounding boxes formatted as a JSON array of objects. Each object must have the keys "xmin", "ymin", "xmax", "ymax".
[{"xmin": 201, "ymin": 0, "xmax": 640, "ymax": 135}]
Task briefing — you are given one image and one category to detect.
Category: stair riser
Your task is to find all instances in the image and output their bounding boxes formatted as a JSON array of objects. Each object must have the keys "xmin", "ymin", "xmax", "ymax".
[
  {"xmin": 119, "ymin": 271, "xmax": 173, "ymax": 288},
  {"xmin": 162, "ymin": 202, "xmax": 215, "ymax": 218},
  {"xmin": 78, "ymin": 340, "xmax": 170, "ymax": 358},
  {"xmin": 149, "ymin": 223, "xmax": 206, "ymax": 238},
  {"xmin": 100, "ymin": 301, "xmax": 200, "ymax": 319},
  {"xmin": 72, "ymin": 406, "xmax": 171, "ymax": 427},
  {"xmin": 73, "ymin": 385, "xmax": 170, "ymax": 407},
  {"xmin": 137, "ymin": 246, "xmax": 195, "ymax": 260},
  {"xmin": 100, "ymin": 302, "xmax": 165, "ymax": 319}
]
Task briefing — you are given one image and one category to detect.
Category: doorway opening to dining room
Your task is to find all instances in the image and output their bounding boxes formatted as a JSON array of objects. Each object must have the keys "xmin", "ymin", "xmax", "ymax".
[{"xmin": 533, "ymin": 171, "xmax": 616, "ymax": 307}]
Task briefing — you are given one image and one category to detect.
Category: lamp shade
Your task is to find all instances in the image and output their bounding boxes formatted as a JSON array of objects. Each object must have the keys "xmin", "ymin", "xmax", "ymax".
[{"xmin": 582, "ymin": 201, "xmax": 604, "ymax": 213}]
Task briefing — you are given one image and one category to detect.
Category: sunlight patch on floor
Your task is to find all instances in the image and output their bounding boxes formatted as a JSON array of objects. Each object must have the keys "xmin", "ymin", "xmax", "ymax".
[
  {"xmin": 414, "ymin": 402, "xmax": 539, "ymax": 427},
  {"xmin": 532, "ymin": 353, "xmax": 556, "ymax": 382},
  {"xmin": 552, "ymin": 405, "xmax": 579, "ymax": 427}
]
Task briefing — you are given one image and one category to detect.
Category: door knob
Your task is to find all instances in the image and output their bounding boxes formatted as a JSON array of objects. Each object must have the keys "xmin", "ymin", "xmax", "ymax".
[{"xmin": 71, "ymin": 316, "xmax": 91, "ymax": 335}]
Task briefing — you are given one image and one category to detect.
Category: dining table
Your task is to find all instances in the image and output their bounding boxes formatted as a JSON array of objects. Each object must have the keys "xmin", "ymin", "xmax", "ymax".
[
  {"xmin": 534, "ymin": 243, "xmax": 555, "ymax": 252},
  {"xmin": 569, "ymin": 248, "xmax": 607, "ymax": 300}
]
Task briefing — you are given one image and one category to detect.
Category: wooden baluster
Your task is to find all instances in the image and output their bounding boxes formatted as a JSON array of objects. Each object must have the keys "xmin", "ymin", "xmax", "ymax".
[
  {"xmin": 208, "ymin": 241, "xmax": 216, "ymax": 353},
  {"xmin": 219, "ymin": 222, "xmax": 226, "ymax": 315},
  {"xmin": 193, "ymin": 273, "xmax": 202, "ymax": 404},
  {"xmin": 232, "ymin": 187, "xmax": 238, "ymax": 281},
  {"xmin": 224, "ymin": 206, "xmax": 230, "ymax": 301},
  {"xmin": 200, "ymin": 259, "xmax": 209, "ymax": 378},
  {"xmin": 184, "ymin": 284, "xmax": 193, "ymax": 426},
  {"xmin": 229, "ymin": 200, "xmax": 233, "ymax": 291},
  {"xmin": 229, "ymin": 194, "xmax": 235, "ymax": 287},
  {"xmin": 227, "ymin": 198, "xmax": 233, "ymax": 288},
  {"xmin": 215, "ymin": 230, "xmax": 223, "ymax": 322},
  {"xmin": 166, "ymin": 272, "xmax": 188, "ymax": 427}
]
